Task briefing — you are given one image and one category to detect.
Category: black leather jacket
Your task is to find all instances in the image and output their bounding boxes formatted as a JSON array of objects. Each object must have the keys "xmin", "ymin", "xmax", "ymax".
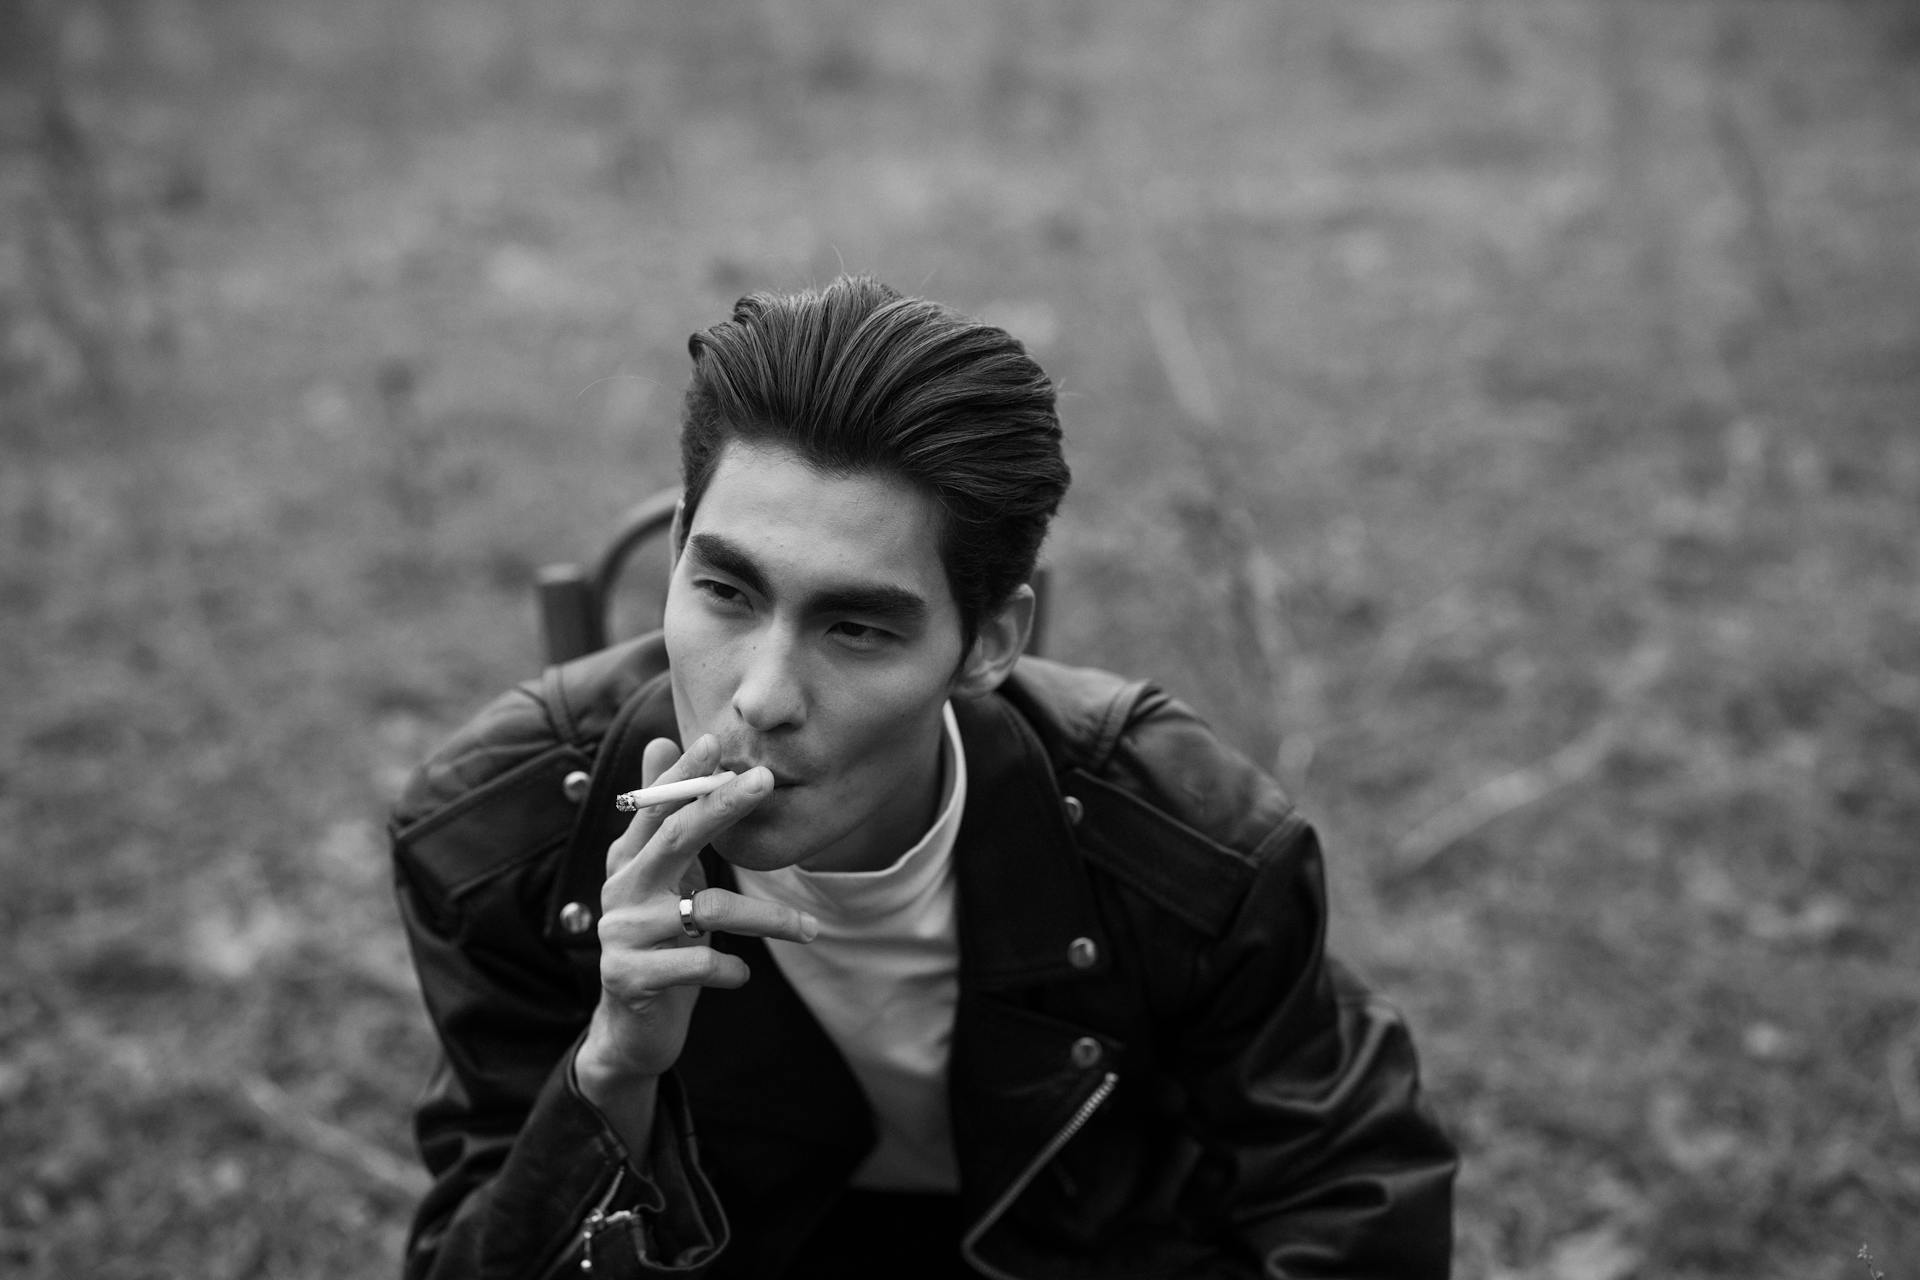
[{"xmin": 390, "ymin": 634, "xmax": 1456, "ymax": 1279}]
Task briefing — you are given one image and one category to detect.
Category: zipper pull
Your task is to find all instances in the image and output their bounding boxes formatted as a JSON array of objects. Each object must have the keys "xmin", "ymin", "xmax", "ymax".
[
  {"xmin": 576, "ymin": 1166, "xmax": 639, "ymax": 1274},
  {"xmin": 578, "ymin": 1208, "xmax": 604, "ymax": 1273}
]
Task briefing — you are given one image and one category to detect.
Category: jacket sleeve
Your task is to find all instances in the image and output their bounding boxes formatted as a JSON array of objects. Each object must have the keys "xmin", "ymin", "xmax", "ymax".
[
  {"xmin": 1081, "ymin": 684, "xmax": 1454, "ymax": 1279},
  {"xmin": 390, "ymin": 686, "xmax": 727, "ymax": 1279},
  {"xmin": 1172, "ymin": 815, "xmax": 1457, "ymax": 1279}
]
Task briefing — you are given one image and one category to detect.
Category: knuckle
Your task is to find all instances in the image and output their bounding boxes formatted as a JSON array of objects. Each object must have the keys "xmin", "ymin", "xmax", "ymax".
[
  {"xmin": 598, "ymin": 954, "xmax": 635, "ymax": 994},
  {"xmin": 595, "ymin": 905, "xmax": 641, "ymax": 946},
  {"xmin": 654, "ymin": 809, "xmax": 692, "ymax": 849}
]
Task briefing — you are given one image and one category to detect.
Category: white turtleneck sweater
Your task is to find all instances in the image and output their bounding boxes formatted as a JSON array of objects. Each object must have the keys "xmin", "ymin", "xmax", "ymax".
[{"xmin": 732, "ymin": 703, "xmax": 966, "ymax": 1193}]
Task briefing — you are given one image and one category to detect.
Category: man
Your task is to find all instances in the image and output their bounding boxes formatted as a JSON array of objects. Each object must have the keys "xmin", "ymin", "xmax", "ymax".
[{"xmin": 390, "ymin": 276, "xmax": 1456, "ymax": 1279}]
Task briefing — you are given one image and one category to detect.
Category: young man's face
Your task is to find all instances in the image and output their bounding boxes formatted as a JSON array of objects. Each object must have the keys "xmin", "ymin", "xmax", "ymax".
[{"xmin": 662, "ymin": 438, "xmax": 977, "ymax": 874}]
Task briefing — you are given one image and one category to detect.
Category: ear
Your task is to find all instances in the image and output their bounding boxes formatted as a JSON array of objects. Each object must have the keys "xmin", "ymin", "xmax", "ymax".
[{"xmin": 952, "ymin": 584, "xmax": 1034, "ymax": 698}]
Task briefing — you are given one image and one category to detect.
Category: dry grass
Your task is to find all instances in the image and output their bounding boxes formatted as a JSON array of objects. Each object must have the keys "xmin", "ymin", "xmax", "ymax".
[{"xmin": 4, "ymin": 2, "xmax": 1917, "ymax": 1276}]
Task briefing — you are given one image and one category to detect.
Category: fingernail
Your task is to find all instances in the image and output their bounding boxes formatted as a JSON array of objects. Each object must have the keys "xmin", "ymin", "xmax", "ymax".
[
  {"xmin": 739, "ymin": 768, "xmax": 772, "ymax": 796},
  {"xmin": 799, "ymin": 912, "xmax": 819, "ymax": 942},
  {"xmin": 692, "ymin": 735, "xmax": 717, "ymax": 763}
]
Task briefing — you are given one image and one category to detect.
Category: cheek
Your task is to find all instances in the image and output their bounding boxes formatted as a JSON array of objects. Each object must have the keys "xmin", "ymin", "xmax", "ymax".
[
  {"xmin": 670, "ymin": 660, "xmax": 737, "ymax": 750},
  {"xmin": 663, "ymin": 607, "xmax": 729, "ymax": 727},
  {"xmin": 830, "ymin": 678, "xmax": 948, "ymax": 769}
]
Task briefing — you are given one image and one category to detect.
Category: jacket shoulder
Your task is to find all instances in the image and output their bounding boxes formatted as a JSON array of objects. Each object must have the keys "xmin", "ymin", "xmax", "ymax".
[
  {"xmin": 389, "ymin": 634, "xmax": 671, "ymax": 903},
  {"xmin": 1006, "ymin": 656, "xmax": 1309, "ymax": 938}
]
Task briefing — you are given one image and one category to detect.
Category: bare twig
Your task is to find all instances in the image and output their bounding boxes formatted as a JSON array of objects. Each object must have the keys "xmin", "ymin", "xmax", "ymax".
[
  {"xmin": 238, "ymin": 1074, "xmax": 426, "ymax": 1197},
  {"xmin": 1229, "ymin": 513, "xmax": 1289, "ymax": 689},
  {"xmin": 1389, "ymin": 643, "xmax": 1668, "ymax": 876},
  {"xmin": 11, "ymin": 0, "xmax": 132, "ymax": 412},
  {"xmin": 17, "ymin": 948, "xmax": 425, "ymax": 1198},
  {"xmin": 1140, "ymin": 294, "xmax": 1222, "ymax": 428},
  {"xmin": 1228, "ymin": 513, "xmax": 1325, "ymax": 789},
  {"xmin": 1390, "ymin": 718, "xmax": 1619, "ymax": 876},
  {"xmin": 1708, "ymin": 14, "xmax": 1796, "ymax": 321},
  {"xmin": 1141, "ymin": 282, "xmax": 1320, "ymax": 788}
]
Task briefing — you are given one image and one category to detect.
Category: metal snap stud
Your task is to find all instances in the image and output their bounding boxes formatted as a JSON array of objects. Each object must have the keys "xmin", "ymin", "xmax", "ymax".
[
  {"xmin": 559, "ymin": 901, "xmax": 595, "ymax": 934},
  {"xmin": 1067, "ymin": 936, "xmax": 1099, "ymax": 970},
  {"xmin": 1063, "ymin": 795, "xmax": 1085, "ymax": 825},
  {"xmin": 1070, "ymin": 1036, "xmax": 1103, "ymax": 1069},
  {"xmin": 562, "ymin": 770, "xmax": 592, "ymax": 803}
]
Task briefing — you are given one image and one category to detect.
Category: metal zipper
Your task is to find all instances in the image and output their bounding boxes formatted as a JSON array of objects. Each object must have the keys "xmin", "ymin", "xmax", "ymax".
[
  {"xmin": 959, "ymin": 1070, "xmax": 1120, "ymax": 1280},
  {"xmin": 533, "ymin": 1167, "xmax": 629, "ymax": 1280}
]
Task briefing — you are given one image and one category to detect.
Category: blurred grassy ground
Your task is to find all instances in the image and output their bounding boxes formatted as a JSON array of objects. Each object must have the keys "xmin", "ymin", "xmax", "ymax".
[{"xmin": 3, "ymin": 1, "xmax": 1917, "ymax": 1276}]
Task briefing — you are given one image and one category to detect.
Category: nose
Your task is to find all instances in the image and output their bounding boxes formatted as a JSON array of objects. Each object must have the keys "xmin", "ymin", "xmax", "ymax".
[{"xmin": 730, "ymin": 629, "xmax": 806, "ymax": 732}]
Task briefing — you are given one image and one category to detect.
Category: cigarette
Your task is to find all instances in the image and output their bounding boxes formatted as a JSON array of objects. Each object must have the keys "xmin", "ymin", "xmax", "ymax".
[{"xmin": 613, "ymin": 771, "xmax": 737, "ymax": 812}]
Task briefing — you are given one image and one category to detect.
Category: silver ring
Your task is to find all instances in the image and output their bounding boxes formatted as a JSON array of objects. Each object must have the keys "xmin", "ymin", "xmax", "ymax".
[{"xmin": 677, "ymin": 893, "xmax": 705, "ymax": 939}]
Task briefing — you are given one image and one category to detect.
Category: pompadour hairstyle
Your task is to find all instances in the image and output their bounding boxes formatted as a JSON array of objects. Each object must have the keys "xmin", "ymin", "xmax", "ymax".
[{"xmin": 679, "ymin": 275, "xmax": 1070, "ymax": 645}]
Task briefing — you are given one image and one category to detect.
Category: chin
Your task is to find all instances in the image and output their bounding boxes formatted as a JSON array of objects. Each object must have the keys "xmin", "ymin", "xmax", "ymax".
[
  {"xmin": 709, "ymin": 817, "xmax": 818, "ymax": 873},
  {"xmin": 711, "ymin": 843, "xmax": 799, "ymax": 873}
]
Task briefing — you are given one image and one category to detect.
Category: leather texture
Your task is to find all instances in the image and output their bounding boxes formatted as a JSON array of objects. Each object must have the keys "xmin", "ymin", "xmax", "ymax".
[{"xmin": 390, "ymin": 634, "xmax": 1457, "ymax": 1278}]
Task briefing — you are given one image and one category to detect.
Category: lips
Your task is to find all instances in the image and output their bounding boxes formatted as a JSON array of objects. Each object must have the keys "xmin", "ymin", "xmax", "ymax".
[{"xmin": 721, "ymin": 760, "xmax": 799, "ymax": 788}]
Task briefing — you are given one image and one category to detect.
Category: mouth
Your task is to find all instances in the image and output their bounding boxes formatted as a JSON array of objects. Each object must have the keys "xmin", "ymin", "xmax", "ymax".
[{"xmin": 722, "ymin": 761, "xmax": 800, "ymax": 789}]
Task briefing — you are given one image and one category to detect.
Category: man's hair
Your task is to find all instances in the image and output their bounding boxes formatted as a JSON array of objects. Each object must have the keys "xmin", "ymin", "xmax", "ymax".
[{"xmin": 679, "ymin": 275, "xmax": 1070, "ymax": 646}]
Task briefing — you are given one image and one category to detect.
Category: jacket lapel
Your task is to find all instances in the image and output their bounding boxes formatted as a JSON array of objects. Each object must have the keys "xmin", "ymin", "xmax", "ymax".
[
  {"xmin": 548, "ymin": 666, "xmax": 680, "ymax": 945},
  {"xmin": 948, "ymin": 690, "xmax": 1127, "ymax": 1226},
  {"xmin": 950, "ymin": 691, "xmax": 1110, "ymax": 987}
]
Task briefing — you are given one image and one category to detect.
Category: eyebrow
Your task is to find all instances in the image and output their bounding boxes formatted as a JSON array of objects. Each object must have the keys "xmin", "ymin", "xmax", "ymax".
[{"xmin": 684, "ymin": 532, "xmax": 932, "ymax": 626}]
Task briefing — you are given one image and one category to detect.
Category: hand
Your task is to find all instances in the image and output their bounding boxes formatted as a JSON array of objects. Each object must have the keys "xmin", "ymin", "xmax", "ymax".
[{"xmin": 574, "ymin": 734, "xmax": 817, "ymax": 1139}]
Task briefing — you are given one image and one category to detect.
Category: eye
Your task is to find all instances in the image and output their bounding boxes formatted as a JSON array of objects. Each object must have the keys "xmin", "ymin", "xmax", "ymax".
[
  {"xmin": 694, "ymin": 579, "xmax": 748, "ymax": 609},
  {"xmin": 830, "ymin": 620, "xmax": 893, "ymax": 649}
]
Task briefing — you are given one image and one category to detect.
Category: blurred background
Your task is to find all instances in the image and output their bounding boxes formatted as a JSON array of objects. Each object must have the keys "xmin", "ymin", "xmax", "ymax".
[{"xmin": 3, "ymin": 1, "xmax": 1917, "ymax": 1276}]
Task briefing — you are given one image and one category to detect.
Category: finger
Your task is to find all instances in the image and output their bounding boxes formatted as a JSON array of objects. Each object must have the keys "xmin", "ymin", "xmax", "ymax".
[
  {"xmin": 606, "ymin": 735, "xmax": 716, "ymax": 876},
  {"xmin": 640, "ymin": 735, "xmax": 681, "ymax": 788},
  {"xmin": 597, "ymin": 889, "xmax": 818, "ymax": 950},
  {"xmin": 685, "ymin": 888, "xmax": 819, "ymax": 944},
  {"xmin": 602, "ymin": 945, "xmax": 751, "ymax": 994},
  {"xmin": 606, "ymin": 765, "xmax": 774, "ymax": 900}
]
